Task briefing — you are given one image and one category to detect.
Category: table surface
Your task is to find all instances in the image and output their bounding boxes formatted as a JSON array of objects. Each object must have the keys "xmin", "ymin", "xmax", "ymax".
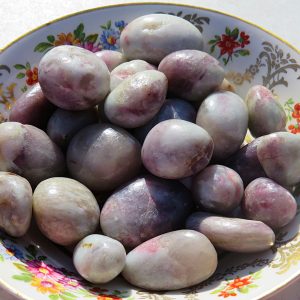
[{"xmin": 1, "ymin": 0, "xmax": 300, "ymax": 299}]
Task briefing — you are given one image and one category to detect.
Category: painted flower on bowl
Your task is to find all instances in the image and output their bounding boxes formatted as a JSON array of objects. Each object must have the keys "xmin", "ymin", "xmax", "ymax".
[
  {"xmin": 100, "ymin": 28, "xmax": 119, "ymax": 50},
  {"xmin": 14, "ymin": 62, "xmax": 38, "ymax": 91},
  {"xmin": 239, "ymin": 32, "xmax": 250, "ymax": 48},
  {"xmin": 226, "ymin": 276, "xmax": 252, "ymax": 290},
  {"xmin": 97, "ymin": 295, "xmax": 122, "ymax": 300},
  {"xmin": 53, "ymin": 33, "xmax": 81, "ymax": 47},
  {"xmin": 31, "ymin": 276, "xmax": 65, "ymax": 294},
  {"xmin": 211, "ymin": 271, "xmax": 261, "ymax": 298},
  {"xmin": 115, "ymin": 20, "xmax": 126, "ymax": 32},
  {"xmin": 59, "ymin": 277, "xmax": 82, "ymax": 289},
  {"xmin": 217, "ymin": 34, "xmax": 240, "ymax": 56},
  {"xmin": 218, "ymin": 290, "xmax": 237, "ymax": 298},
  {"xmin": 33, "ymin": 20, "xmax": 126, "ymax": 56},
  {"xmin": 25, "ymin": 67, "xmax": 39, "ymax": 86},
  {"xmin": 209, "ymin": 27, "xmax": 250, "ymax": 65},
  {"xmin": 82, "ymin": 41, "xmax": 102, "ymax": 52},
  {"xmin": 27, "ymin": 260, "xmax": 64, "ymax": 281},
  {"xmin": 284, "ymin": 98, "xmax": 300, "ymax": 133}
]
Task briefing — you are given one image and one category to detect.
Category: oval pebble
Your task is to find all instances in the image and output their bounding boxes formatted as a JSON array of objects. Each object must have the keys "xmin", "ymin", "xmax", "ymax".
[
  {"xmin": 73, "ymin": 234, "xmax": 126, "ymax": 283},
  {"xmin": 122, "ymin": 230, "xmax": 217, "ymax": 290},
  {"xmin": 120, "ymin": 14, "xmax": 203, "ymax": 64}
]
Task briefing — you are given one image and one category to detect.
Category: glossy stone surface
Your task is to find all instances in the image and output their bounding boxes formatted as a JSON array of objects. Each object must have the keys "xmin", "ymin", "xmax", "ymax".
[
  {"xmin": 33, "ymin": 177, "xmax": 100, "ymax": 246},
  {"xmin": 142, "ymin": 119, "xmax": 213, "ymax": 179},
  {"xmin": 73, "ymin": 234, "xmax": 126, "ymax": 283},
  {"xmin": 104, "ymin": 70, "xmax": 167, "ymax": 128},
  {"xmin": 0, "ymin": 172, "xmax": 32, "ymax": 237},
  {"xmin": 100, "ymin": 175, "xmax": 194, "ymax": 249},
  {"xmin": 0, "ymin": 122, "xmax": 65, "ymax": 186},
  {"xmin": 158, "ymin": 50, "xmax": 224, "ymax": 101},
  {"xmin": 67, "ymin": 123, "xmax": 141, "ymax": 192},
  {"xmin": 110, "ymin": 59, "xmax": 156, "ymax": 90},
  {"xmin": 196, "ymin": 91, "xmax": 248, "ymax": 160},
  {"xmin": 243, "ymin": 177, "xmax": 297, "ymax": 229},
  {"xmin": 192, "ymin": 165, "xmax": 244, "ymax": 214},
  {"xmin": 122, "ymin": 230, "xmax": 217, "ymax": 290},
  {"xmin": 186, "ymin": 211, "xmax": 275, "ymax": 253},
  {"xmin": 257, "ymin": 132, "xmax": 300, "ymax": 186},
  {"xmin": 120, "ymin": 14, "xmax": 203, "ymax": 64},
  {"xmin": 246, "ymin": 85, "xmax": 286, "ymax": 137},
  {"xmin": 39, "ymin": 45, "xmax": 110, "ymax": 110}
]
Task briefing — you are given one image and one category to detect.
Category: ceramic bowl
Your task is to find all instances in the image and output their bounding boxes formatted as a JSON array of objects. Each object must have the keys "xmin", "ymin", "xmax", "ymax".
[{"xmin": 0, "ymin": 3, "xmax": 300, "ymax": 300}]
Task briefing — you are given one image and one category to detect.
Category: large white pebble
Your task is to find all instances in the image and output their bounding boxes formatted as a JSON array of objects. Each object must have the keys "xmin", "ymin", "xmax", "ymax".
[
  {"xmin": 142, "ymin": 119, "xmax": 213, "ymax": 179},
  {"xmin": 33, "ymin": 177, "xmax": 100, "ymax": 246},
  {"xmin": 73, "ymin": 234, "xmax": 126, "ymax": 283},
  {"xmin": 110, "ymin": 59, "xmax": 156, "ymax": 90},
  {"xmin": 104, "ymin": 70, "xmax": 167, "ymax": 128},
  {"xmin": 196, "ymin": 91, "xmax": 248, "ymax": 160},
  {"xmin": 39, "ymin": 45, "xmax": 110, "ymax": 110},
  {"xmin": 122, "ymin": 230, "xmax": 217, "ymax": 290},
  {"xmin": 121, "ymin": 14, "xmax": 203, "ymax": 64}
]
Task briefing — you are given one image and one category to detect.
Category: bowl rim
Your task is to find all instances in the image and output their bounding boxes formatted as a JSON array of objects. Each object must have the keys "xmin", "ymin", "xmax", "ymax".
[
  {"xmin": 0, "ymin": 2, "xmax": 299, "ymax": 299},
  {"xmin": 0, "ymin": 1, "xmax": 299, "ymax": 55}
]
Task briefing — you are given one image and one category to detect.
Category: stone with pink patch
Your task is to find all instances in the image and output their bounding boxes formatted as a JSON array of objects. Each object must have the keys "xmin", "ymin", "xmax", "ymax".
[
  {"xmin": 257, "ymin": 132, "xmax": 300, "ymax": 186},
  {"xmin": 246, "ymin": 85, "xmax": 286, "ymax": 137},
  {"xmin": 38, "ymin": 45, "xmax": 110, "ymax": 110},
  {"xmin": 9, "ymin": 83, "xmax": 55, "ymax": 129},
  {"xmin": 192, "ymin": 164, "xmax": 244, "ymax": 214},
  {"xmin": 158, "ymin": 50, "xmax": 225, "ymax": 102},
  {"xmin": 142, "ymin": 119, "xmax": 214, "ymax": 179},
  {"xmin": 110, "ymin": 59, "xmax": 156, "ymax": 90},
  {"xmin": 104, "ymin": 70, "xmax": 167, "ymax": 128},
  {"xmin": 242, "ymin": 177, "xmax": 297, "ymax": 229},
  {"xmin": 122, "ymin": 230, "xmax": 217, "ymax": 290},
  {"xmin": 95, "ymin": 50, "xmax": 127, "ymax": 72},
  {"xmin": 0, "ymin": 122, "xmax": 65, "ymax": 186}
]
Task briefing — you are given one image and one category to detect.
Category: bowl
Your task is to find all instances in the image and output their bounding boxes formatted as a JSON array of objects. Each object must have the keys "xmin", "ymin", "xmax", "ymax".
[{"xmin": 0, "ymin": 3, "xmax": 300, "ymax": 300}]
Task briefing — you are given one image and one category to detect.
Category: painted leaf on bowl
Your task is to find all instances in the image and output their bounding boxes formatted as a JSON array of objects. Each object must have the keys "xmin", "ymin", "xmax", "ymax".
[
  {"xmin": 157, "ymin": 11, "xmax": 210, "ymax": 32},
  {"xmin": 0, "ymin": 64, "xmax": 10, "ymax": 76}
]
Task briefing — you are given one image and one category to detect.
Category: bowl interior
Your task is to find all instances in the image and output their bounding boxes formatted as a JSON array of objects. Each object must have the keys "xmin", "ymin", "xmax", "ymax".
[{"xmin": 0, "ymin": 3, "xmax": 300, "ymax": 300}]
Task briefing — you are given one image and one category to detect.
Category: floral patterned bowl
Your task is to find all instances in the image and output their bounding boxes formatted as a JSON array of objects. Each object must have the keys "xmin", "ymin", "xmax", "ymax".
[{"xmin": 0, "ymin": 3, "xmax": 300, "ymax": 300}]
